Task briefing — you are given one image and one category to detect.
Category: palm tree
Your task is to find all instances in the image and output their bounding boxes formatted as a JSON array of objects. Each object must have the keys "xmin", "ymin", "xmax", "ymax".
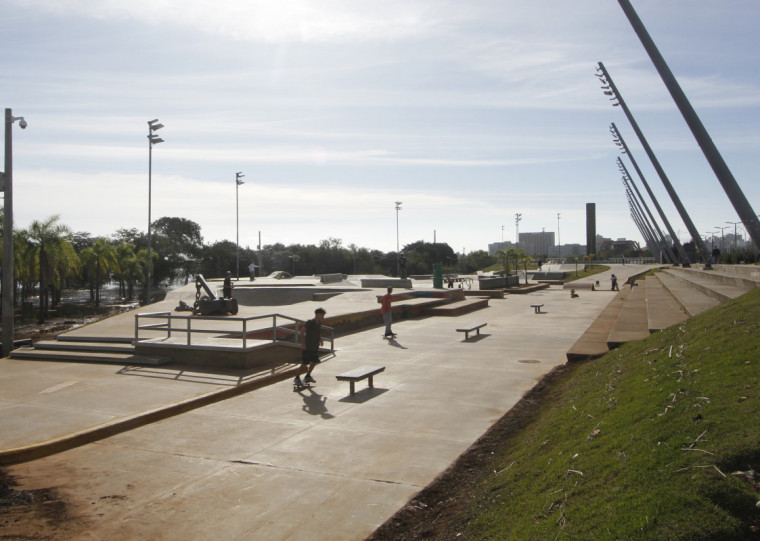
[
  {"xmin": 80, "ymin": 238, "xmax": 116, "ymax": 306},
  {"xmin": 52, "ymin": 242, "xmax": 78, "ymax": 306},
  {"xmin": 113, "ymin": 241, "xmax": 143, "ymax": 301},
  {"xmin": 494, "ymin": 249, "xmax": 510, "ymax": 277},
  {"xmin": 25, "ymin": 216, "xmax": 74, "ymax": 323},
  {"xmin": 113, "ymin": 241, "xmax": 137, "ymax": 299},
  {"xmin": 79, "ymin": 247, "xmax": 97, "ymax": 302}
]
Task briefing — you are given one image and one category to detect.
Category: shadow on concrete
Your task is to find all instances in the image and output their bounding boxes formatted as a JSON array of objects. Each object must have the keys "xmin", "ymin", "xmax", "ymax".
[
  {"xmin": 295, "ymin": 387, "xmax": 335, "ymax": 419},
  {"xmin": 116, "ymin": 362, "xmax": 292, "ymax": 387},
  {"xmin": 385, "ymin": 338, "xmax": 408, "ymax": 350},
  {"xmin": 338, "ymin": 388, "xmax": 389, "ymax": 404},
  {"xmin": 461, "ymin": 333, "xmax": 490, "ymax": 343}
]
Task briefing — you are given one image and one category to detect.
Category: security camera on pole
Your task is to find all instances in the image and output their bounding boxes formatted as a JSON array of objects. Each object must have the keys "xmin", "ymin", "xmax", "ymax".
[{"xmin": 2, "ymin": 109, "xmax": 27, "ymax": 357}]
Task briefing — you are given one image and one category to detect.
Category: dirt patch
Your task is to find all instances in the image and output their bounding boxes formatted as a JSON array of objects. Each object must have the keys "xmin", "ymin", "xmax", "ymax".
[
  {"xmin": 368, "ymin": 361, "xmax": 579, "ymax": 540},
  {"xmin": 0, "ymin": 470, "xmax": 77, "ymax": 540}
]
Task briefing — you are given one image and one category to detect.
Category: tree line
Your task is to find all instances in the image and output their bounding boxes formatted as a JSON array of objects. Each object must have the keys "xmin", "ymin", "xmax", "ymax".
[{"xmin": 0, "ymin": 213, "xmax": 510, "ymax": 322}]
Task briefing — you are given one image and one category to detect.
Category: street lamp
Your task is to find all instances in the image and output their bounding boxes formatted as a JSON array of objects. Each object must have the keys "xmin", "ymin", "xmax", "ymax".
[
  {"xmin": 726, "ymin": 221, "xmax": 741, "ymax": 256},
  {"xmin": 714, "ymin": 225, "xmax": 729, "ymax": 259},
  {"xmin": 2, "ymin": 109, "xmax": 26, "ymax": 357},
  {"xmin": 395, "ymin": 201, "xmax": 402, "ymax": 276},
  {"xmin": 146, "ymin": 118, "xmax": 164, "ymax": 304},
  {"xmin": 235, "ymin": 172, "xmax": 245, "ymax": 280},
  {"xmin": 557, "ymin": 213, "xmax": 561, "ymax": 261},
  {"xmin": 515, "ymin": 213, "xmax": 522, "ymax": 245}
]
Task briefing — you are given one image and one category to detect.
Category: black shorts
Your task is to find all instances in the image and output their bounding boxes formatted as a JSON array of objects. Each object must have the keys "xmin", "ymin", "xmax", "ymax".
[{"xmin": 301, "ymin": 350, "xmax": 321, "ymax": 364}]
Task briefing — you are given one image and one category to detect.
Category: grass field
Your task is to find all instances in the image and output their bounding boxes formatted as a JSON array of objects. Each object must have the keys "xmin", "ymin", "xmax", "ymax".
[{"xmin": 384, "ymin": 283, "xmax": 760, "ymax": 540}]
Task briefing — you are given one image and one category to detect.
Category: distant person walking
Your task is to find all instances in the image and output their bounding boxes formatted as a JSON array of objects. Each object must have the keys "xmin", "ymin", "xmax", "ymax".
[
  {"xmin": 380, "ymin": 287, "xmax": 395, "ymax": 337},
  {"xmin": 248, "ymin": 262, "xmax": 257, "ymax": 281},
  {"xmin": 294, "ymin": 308, "xmax": 326, "ymax": 386},
  {"xmin": 611, "ymin": 273, "xmax": 619, "ymax": 291},
  {"xmin": 223, "ymin": 271, "xmax": 234, "ymax": 298}
]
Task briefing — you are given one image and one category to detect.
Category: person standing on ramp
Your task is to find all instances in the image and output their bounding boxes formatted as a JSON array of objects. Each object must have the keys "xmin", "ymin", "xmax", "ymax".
[{"xmin": 380, "ymin": 287, "xmax": 395, "ymax": 338}]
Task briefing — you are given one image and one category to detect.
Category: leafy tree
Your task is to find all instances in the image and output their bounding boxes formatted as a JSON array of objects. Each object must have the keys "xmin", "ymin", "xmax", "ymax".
[
  {"xmin": 150, "ymin": 217, "xmax": 203, "ymax": 285},
  {"xmin": 402, "ymin": 241, "xmax": 457, "ymax": 275},
  {"xmin": 461, "ymin": 250, "xmax": 494, "ymax": 273}
]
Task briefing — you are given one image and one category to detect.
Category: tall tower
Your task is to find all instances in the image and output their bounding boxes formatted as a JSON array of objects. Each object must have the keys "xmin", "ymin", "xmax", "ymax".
[{"xmin": 586, "ymin": 203, "xmax": 596, "ymax": 256}]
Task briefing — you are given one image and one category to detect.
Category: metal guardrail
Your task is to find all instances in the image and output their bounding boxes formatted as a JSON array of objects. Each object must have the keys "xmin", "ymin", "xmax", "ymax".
[{"xmin": 134, "ymin": 312, "xmax": 334, "ymax": 352}]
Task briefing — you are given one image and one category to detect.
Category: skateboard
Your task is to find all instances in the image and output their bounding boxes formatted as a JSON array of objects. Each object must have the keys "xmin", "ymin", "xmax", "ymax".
[
  {"xmin": 382, "ymin": 333, "xmax": 397, "ymax": 339},
  {"xmin": 293, "ymin": 382, "xmax": 313, "ymax": 391}
]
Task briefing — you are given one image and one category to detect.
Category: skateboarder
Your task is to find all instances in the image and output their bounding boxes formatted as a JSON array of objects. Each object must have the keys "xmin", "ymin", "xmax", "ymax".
[
  {"xmin": 294, "ymin": 308, "xmax": 326, "ymax": 387},
  {"xmin": 223, "ymin": 271, "xmax": 234, "ymax": 298},
  {"xmin": 380, "ymin": 287, "xmax": 395, "ymax": 337}
]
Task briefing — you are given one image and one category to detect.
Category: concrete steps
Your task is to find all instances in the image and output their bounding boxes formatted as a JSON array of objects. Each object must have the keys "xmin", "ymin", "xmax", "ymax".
[
  {"xmin": 645, "ymin": 274, "xmax": 688, "ymax": 332},
  {"xmin": 607, "ymin": 282, "xmax": 649, "ymax": 349},
  {"xmin": 10, "ymin": 337, "xmax": 172, "ymax": 366},
  {"xmin": 566, "ymin": 287, "xmax": 630, "ymax": 361},
  {"xmin": 655, "ymin": 271, "xmax": 722, "ymax": 317},
  {"xmin": 567, "ymin": 266, "xmax": 760, "ymax": 361}
]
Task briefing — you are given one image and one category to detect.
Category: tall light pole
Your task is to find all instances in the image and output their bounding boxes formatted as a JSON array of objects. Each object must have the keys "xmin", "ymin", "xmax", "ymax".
[
  {"xmin": 557, "ymin": 213, "xmax": 561, "ymax": 260},
  {"xmin": 501, "ymin": 225, "xmax": 504, "ymax": 249},
  {"xmin": 235, "ymin": 172, "xmax": 245, "ymax": 280},
  {"xmin": 598, "ymin": 66, "xmax": 700, "ymax": 266},
  {"xmin": 146, "ymin": 119, "xmax": 164, "ymax": 304},
  {"xmin": 715, "ymin": 225, "xmax": 728, "ymax": 258},
  {"xmin": 2, "ymin": 109, "xmax": 26, "ymax": 357},
  {"xmin": 726, "ymin": 221, "xmax": 741, "ymax": 256},
  {"xmin": 515, "ymin": 213, "xmax": 522, "ymax": 245},
  {"xmin": 617, "ymin": 0, "xmax": 760, "ymax": 253},
  {"xmin": 395, "ymin": 201, "xmax": 402, "ymax": 276}
]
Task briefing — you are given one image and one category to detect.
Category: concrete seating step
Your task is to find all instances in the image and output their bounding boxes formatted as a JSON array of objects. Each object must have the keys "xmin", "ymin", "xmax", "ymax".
[
  {"xmin": 645, "ymin": 274, "xmax": 688, "ymax": 332},
  {"xmin": 664, "ymin": 267, "xmax": 754, "ymax": 303},
  {"xmin": 10, "ymin": 346, "xmax": 172, "ymax": 365},
  {"xmin": 656, "ymin": 270, "xmax": 721, "ymax": 317},
  {"xmin": 33, "ymin": 340, "xmax": 135, "ymax": 354},
  {"xmin": 607, "ymin": 281, "xmax": 650, "ymax": 348},
  {"xmin": 425, "ymin": 297, "xmax": 489, "ymax": 316},
  {"xmin": 566, "ymin": 286, "xmax": 631, "ymax": 362}
]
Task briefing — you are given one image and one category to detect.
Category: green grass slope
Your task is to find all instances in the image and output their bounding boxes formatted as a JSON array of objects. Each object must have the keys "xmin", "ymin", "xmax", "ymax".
[{"xmin": 455, "ymin": 287, "xmax": 759, "ymax": 539}]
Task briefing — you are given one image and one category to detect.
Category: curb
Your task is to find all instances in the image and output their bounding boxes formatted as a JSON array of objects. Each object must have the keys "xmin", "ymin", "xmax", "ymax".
[{"xmin": 0, "ymin": 367, "xmax": 301, "ymax": 466}]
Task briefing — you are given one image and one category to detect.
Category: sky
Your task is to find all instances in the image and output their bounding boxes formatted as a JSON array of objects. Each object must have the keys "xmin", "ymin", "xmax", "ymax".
[{"xmin": 2, "ymin": 0, "xmax": 759, "ymax": 255}]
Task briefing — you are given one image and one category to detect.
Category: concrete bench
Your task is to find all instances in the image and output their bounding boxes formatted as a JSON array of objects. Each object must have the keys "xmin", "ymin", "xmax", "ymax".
[
  {"xmin": 531, "ymin": 304, "xmax": 544, "ymax": 314},
  {"xmin": 456, "ymin": 322, "xmax": 487, "ymax": 340},
  {"xmin": 336, "ymin": 365, "xmax": 385, "ymax": 395}
]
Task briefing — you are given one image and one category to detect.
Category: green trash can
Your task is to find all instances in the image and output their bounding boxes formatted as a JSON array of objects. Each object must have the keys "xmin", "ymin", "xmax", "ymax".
[{"xmin": 433, "ymin": 263, "xmax": 443, "ymax": 289}]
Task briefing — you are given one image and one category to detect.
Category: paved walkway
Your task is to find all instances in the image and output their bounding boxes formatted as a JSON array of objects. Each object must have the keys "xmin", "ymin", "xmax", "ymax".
[{"xmin": 1, "ymin": 265, "xmax": 650, "ymax": 540}]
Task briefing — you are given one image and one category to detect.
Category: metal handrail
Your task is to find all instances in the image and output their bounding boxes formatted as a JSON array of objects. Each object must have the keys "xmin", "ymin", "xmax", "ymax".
[{"xmin": 134, "ymin": 312, "xmax": 334, "ymax": 352}]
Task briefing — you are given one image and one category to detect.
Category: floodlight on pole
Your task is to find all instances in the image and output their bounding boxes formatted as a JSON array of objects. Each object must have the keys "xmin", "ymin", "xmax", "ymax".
[
  {"xmin": 395, "ymin": 201, "xmax": 402, "ymax": 276},
  {"xmin": 726, "ymin": 221, "xmax": 741, "ymax": 255},
  {"xmin": 598, "ymin": 63, "xmax": 707, "ymax": 267},
  {"xmin": 618, "ymin": 157, "xmax": 677, "ymax": 264},
  {"xmin": 616, "ymin": 0, "xmax": 760, "ymax": 253},
  {"xmin": 2, "ymin": 109, "xmax": 26, "ymax": 357},
  {"xmin": 235, "ymin": 172, "xmax": 245, "ymax": 280},
  {"xmin": 515, "ymin": 213, "xmax": 522, "ymax": 244},
  {"xmin": 146, "ymin": 118, "xmax": 164, "ymax": 304},
  {"xmin": 609, "ymin": 121, "xmax": 703, "ymax": 266}
]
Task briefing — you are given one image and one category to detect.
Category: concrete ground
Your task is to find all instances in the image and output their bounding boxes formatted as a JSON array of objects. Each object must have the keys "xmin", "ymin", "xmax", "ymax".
[{"xmin": 1, "ymin": 265, "xmax": 651, "ymax": 540}]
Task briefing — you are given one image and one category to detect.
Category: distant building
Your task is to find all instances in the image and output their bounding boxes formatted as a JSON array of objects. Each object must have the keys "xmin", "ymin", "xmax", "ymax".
[
  {"xmin": 488, "ymin": 241, "xmax": 515, "ymax": 255},
  {"xmin": 519, "ymin": 231, "xmax": 554, "ymax": 256},
  {"xmin": 548, "ymin": 244, "xmax": 586, "ymax": 257}
]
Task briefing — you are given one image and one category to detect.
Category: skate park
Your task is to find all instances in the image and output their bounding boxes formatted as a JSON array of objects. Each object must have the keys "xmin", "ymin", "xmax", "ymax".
[{"xmin": 1, "ymin": 263, "xmax": 758, "ymax": 539}]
